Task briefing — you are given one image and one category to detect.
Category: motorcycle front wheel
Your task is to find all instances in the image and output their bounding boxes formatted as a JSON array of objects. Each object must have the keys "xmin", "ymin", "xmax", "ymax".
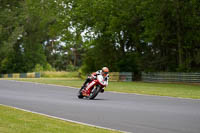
[{"xmin": 88, "ymin": 85, "xmax": 101, "ymax": 99}]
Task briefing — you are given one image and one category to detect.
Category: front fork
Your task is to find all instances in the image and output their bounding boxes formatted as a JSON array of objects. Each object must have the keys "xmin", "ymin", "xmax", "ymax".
[{"xmin": 84, "ymin": 80, "xmax": 96, "ymax": 95}]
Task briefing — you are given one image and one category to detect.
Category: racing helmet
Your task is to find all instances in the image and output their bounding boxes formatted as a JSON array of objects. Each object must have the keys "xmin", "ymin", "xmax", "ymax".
[{"xmin": 102, "ymin": 67, "xmax": 109, "ymax": 75}]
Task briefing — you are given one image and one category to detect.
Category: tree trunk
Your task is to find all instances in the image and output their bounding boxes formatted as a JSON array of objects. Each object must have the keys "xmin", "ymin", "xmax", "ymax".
[
  {"xmin": 176, "ymin": 0, "xmax": 183, "ymax": 69},
  {"xmin": 73, "ymin": 48, "xmax": 77, "ymax": 66}
]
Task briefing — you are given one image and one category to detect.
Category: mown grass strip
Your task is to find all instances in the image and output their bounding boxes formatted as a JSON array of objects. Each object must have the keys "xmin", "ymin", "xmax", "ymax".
[
  {"xmin": 0, "ymin": 105, "xmax": 120, "ymax": 133},
  {"xmin": 4, "ymin": 78, "xmax": 200, "ymax": 99},
  {"xmin": 107, "ymin": 81, "xmax": 200, "ymax": 99}
]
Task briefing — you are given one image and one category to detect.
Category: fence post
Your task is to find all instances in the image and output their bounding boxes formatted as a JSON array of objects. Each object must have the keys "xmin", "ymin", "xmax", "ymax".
[
  {"xmin": 119, "ymin": 72, "xmax": 132, "ymax": 81},
  {"xmin": 20, "ymin": 73, "xmax": 27, "ymax": 78},
  {"xmin": 35, "ymin": 72, "xmax": 41, "ymax": 78},
  {"xmin": 8, "ymin": 74, "xmax": 13, "ymax": 78}
]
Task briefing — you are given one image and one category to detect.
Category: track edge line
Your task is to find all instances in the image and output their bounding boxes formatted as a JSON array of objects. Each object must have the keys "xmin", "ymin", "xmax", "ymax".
[{"xmin": 0, "ymin": 104, "xmax": 129, "ymax": 133}]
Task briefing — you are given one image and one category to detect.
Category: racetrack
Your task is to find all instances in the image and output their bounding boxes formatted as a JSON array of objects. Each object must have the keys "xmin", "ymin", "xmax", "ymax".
[{"xmin": 0, "ymin": 80, "xmax": 200, "ymax": 133}]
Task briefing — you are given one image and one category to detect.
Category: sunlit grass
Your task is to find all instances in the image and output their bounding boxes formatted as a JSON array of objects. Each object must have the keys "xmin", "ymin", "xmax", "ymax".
[
  {"xmin": 0, "ymin": 105, "xmax": 120, "ymax": 133},
  {"xmin": 41, "ymin": 71, "xmax": 80, "ymax": 78},
  {"xmin": 107, "ymin": 81, "xmax": 200, "ymax": 99}
]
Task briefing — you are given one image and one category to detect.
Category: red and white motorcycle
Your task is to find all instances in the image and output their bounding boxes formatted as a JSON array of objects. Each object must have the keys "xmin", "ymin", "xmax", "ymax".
[{"xmin": 78, "ymin": 75, "xmax": 106, "ymax": 99}]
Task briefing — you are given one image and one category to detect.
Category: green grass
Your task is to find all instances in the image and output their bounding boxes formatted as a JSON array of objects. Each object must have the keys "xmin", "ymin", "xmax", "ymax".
[
  {"xmin": 107, "ymin": 81, "xmax": 200, "ymax": 99},
  {"xmin": 13, "ymin": 78, "xmax": 83, "ymax": 88},
  {"xmin": 41, "ymin": 71, "xmax": 80, "ymax": 79},
  {"xmin": 7, "ymin": 78, "xmax": 200, "ymax": 99},
  {"xmin": 0, "ymin": 105, "xmax": 120, "ymax": 133}
]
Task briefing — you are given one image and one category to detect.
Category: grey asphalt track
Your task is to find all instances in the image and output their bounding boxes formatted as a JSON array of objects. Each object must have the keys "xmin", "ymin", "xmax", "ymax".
[{"xmin": 0, "ymin": 80, "xmax": 200, "ymax": 133}]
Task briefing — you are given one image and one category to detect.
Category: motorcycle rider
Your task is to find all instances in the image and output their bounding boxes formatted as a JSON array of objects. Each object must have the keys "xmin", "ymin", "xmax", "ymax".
[{"xmin": 81, "ymin": 67, "xmax": 109, "ymax": 93}]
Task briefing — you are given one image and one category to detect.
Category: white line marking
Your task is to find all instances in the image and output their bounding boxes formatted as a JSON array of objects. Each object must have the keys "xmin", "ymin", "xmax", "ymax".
[
  {"xmin": 106, "ymin": 91, "xmax": 200, "ymax": 101},
  {"xmin": 0, "ymin": 104, "xmax": 129, "ymax": 133}
]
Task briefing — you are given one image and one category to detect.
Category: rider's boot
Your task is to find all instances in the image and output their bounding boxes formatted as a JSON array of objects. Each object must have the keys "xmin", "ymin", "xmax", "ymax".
[{"xmin": 100, "ymin": 88, "xmax": 104, "ymax": 93}]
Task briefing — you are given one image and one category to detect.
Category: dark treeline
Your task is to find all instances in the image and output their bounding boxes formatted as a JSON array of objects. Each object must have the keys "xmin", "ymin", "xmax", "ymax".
[{"xmin": 0, "ymin": 0, "xmax": 200, "ymax": 74}]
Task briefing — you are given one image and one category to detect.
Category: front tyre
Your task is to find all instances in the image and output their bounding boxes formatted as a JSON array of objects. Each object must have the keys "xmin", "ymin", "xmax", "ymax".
[{"xmin": 88, "ymin": 85, "xmax": 101, "ymax": 99}]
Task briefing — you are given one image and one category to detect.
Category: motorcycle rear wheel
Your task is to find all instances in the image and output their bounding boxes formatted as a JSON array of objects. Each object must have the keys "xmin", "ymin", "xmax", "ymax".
[{"xmin": 77, "ymin": 87, "xmax": 84, "ymax": 99}]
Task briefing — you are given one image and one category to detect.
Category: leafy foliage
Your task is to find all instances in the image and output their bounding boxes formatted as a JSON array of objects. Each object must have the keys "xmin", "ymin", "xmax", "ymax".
[{"xmin": 0, "ymin": 0, "xmax": 200, "ymax": 74}]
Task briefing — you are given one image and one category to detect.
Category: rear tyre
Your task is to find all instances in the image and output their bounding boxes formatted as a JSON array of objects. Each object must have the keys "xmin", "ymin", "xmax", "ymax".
[{"xmin": 77, "ymin": 87, "xmax": 84, "ymax": 99}]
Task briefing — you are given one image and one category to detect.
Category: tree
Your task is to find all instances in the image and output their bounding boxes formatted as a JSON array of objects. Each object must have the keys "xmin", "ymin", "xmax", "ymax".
[
  {"xmin": 69, "ymin": 0, "xmax": 143, "ymax": 73},
  {"xmin": 140, "ymin": 0, "xmax": 200, "ymax": 72},
  {"xmin": 1, "ymin": 0, "xmax": 200, "ymax": 73},
  {"xmin": 0, "ymin": 0, "xmax": 61, "ymax": 73}
]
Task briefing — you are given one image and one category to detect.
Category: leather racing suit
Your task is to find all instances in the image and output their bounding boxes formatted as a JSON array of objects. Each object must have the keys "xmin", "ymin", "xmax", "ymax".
[{"xmin": 82, "ymin": 70, "xmax": 109, "ymax": 92}]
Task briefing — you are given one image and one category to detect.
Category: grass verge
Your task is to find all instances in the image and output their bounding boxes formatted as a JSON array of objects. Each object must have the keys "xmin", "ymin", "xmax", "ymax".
[
  {"xmin": 0, "ymin": 105, "xmax": 120, "ymax": 133},
  {"xmin": 5, "ymin": 78, "xmax": 200, "ymax": 99}
]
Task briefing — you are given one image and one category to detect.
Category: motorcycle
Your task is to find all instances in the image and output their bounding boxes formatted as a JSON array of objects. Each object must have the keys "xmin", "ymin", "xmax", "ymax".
[{"xmin": 78, "ymin": 74, "xmax": 105, "ymax": 99}]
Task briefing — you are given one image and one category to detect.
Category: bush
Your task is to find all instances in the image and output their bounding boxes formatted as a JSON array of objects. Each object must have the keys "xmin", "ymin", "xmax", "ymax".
[
  {"xmin": 66, "ymin": 64, "xmax": 79, "ymax": 72},
  {"xmin": 33, "ymin": 64, "xmax": 44, "ymax": 72},
  {"xmin": 44, "ymin": 63, "xmax": 56, "ymax": 71},
  {"xmin": 78, "ymin": 67, "xmax": 87, "ymax": 79},
  {"xmin": 33, "ymin": 64, "xmax": 56, "ymax": 72}
]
